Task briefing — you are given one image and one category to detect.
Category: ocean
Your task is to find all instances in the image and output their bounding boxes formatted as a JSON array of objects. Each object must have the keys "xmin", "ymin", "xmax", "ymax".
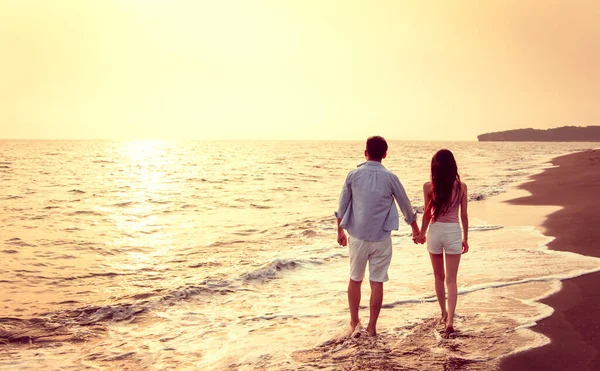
[{"xmin": 1, "ymin": 140, "xmax": 600, "ymax": 370}]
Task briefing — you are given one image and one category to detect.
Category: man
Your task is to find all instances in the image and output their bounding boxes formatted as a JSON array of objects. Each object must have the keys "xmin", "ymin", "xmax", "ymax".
[{"xmin": 336, "ymin": 136, "xmax": 419, "ymax": 337}]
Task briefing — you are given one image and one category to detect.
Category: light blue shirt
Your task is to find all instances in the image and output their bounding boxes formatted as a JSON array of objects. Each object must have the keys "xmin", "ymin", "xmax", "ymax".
[{"xmin": 335, "ymin": 161, "xmax": 416, "ymax": 241}]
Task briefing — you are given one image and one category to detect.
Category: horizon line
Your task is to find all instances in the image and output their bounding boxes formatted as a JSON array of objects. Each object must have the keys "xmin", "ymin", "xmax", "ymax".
[{"xmin": 0, "ymin": 138, "xmax": 480, "ymax": 142}]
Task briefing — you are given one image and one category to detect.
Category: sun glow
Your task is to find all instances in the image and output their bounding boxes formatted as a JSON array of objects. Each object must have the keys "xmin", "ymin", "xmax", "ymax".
[{"xmin": 2, "ymin": 1, "xmax": 599, "ymax": 140}]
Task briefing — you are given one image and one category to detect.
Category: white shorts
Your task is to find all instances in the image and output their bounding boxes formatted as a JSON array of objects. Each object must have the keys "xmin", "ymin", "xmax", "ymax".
[
  {"xmin": 349, "ymin": 236, "xmax": 393, "ymax": 283},
  {"xmin": 427, "ymin": 222, "xmax": 462, "ymax": 255}
]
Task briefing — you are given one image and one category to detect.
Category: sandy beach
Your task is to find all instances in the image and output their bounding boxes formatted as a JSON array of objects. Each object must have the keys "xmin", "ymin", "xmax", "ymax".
[
  {"xmin": 472, "ymin": 149, "xmax": 600, "ymax": 371},
  {"xmin": 495, "ymin": 149, "xmax": 600, "ymax": 371}
]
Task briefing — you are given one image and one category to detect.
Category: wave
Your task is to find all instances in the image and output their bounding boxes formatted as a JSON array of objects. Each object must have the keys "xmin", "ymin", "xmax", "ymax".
[
  {"xmin": 0, "ymin": 280, "xmax": 237, "ymax": 346},
  {"xmin": 69, "ymin": 210, "xmax": 103, "ymax": 216},
  {"xmin": 147, "ymin": 199, "xmax": 170, "ymax": 205},
  {"xmin": 49, "ymin": 199, "xmax": 70, "ymax": 203},
  {"xmin": 69, "ymin": 189, "xmax": 86, "ymax": 194},
  {"xmin": 112, "ymin": 201, "xmax": 139, "ymax": 208},
  {"xmin": 469, "ymin": 225, "xmax": 504, "ymax": 232},
  {"xmin": 209, "ymin": 240, "xmax": 247, "ymax": 248},
  {"xmin": 199, "ymin": 178, "xmax": 224, "ymax": 184},
  {"xmin": 242, "ymin": 259, "xmax": 304, "ymax": 280},
  {"xmin": 411, "ymin": 186, "xmax": 504, "ymax": 210},
  {"xmin": 188, "ymin": 261, "xmax": 223, "ymax": 269},
  {"xmin": 5, "ymin": 238, "xmax": 34, "ymax": 247},
  {"xmin": 382, "ymin": 264, "xmax": 600, "ymax": 310},
  {"xmin": 60, "ymin": 271, "xmax": 132, "ymax": 281},
  {"xmin": 250, "ymin": 203, "xmax": 272, "ymax": 209},
  {"xmin": 469, "ymin": 187, "xmax": 504, "ymax": 201}
]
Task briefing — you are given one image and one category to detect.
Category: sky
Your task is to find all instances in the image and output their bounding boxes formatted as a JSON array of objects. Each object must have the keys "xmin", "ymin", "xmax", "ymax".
[{"xmin": 1, "ymin": 0, "xmax": 599, "ymax": 140}]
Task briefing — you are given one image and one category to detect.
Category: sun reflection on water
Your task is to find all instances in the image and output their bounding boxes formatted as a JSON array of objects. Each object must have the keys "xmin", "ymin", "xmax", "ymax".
[{"xmin": 105, "ymin": 140, "xmax": 184, "ymax": 275}]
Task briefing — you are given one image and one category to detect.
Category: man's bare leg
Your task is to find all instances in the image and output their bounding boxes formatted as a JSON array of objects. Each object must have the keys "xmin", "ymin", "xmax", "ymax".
[
  {"xmin": 348, "ymin": 279, "xmax": 362, "ymax": 330},
  {"xmin": 366, "ymin": 281, "xmax": 383, "ymax": 336}
]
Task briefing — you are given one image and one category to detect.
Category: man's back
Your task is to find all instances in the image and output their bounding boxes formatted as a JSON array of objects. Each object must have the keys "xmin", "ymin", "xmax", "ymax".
[{"xmin": 336, "ymin": 161, "xmax": 416, "ymax": 241}]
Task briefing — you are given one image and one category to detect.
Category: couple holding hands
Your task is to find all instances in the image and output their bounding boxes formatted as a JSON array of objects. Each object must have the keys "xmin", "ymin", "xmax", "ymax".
[{"xmin": 335, "ymin": 136, "xmax": 469, "ymax": 337}]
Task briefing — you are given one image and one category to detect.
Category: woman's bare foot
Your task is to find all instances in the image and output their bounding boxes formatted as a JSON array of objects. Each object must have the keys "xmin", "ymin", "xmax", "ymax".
[{"xmin": 350, "ymin": 322, "xmax": 362, "ymax": 338}]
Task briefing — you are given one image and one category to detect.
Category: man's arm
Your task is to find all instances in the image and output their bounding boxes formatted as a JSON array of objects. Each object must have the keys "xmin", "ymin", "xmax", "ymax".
[
  {"xmin": 336, "ymin": 217, "xmax": 347, "ymax": 246},
  {"xmin": 335, "ymin": 174, "xmax": 352, "ymax": 247},
  {"xmin": 419, "ymin": 182, "xmax": 432, "ymax": 242},
  {"xmin": 391, "ymin": 175, "xmax": 420, "ymax": 240}
]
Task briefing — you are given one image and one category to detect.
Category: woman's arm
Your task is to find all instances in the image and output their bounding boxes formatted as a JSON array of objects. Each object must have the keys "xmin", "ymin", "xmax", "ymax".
[
  {"xmin": 460, "ymin": 181, "xmax": 469, "ymax": 253},
  {"xmin": 419, "ymin": 182, "xmax": 432, "ymax": 242}
]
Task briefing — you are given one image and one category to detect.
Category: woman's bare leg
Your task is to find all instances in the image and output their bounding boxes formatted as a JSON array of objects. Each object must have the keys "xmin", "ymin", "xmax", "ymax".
[
  {"xmin": 429, "ymin": 253, "xmax": 447, "ymax": 323},
  {"xmin": 444, "ymin": 253, "xmax": 462, "ymax": 332}
]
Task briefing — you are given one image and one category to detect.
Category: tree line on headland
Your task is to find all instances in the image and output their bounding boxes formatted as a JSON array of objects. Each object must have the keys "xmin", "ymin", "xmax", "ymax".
[{"xmin": 477, "ymin": 126, "xmax": 600, "ymax": 142}]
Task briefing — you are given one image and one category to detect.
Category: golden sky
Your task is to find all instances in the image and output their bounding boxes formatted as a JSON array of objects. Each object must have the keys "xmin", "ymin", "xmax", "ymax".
[{"xmin": 1, "ymin": 0, "xmax": 599, "ymax": 140}]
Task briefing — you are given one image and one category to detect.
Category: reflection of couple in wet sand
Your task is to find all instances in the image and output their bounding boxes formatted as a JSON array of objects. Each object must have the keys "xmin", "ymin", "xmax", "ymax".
[{"xmin": 335, "ymin": 136, "xmax": 469, "ymax": 337}]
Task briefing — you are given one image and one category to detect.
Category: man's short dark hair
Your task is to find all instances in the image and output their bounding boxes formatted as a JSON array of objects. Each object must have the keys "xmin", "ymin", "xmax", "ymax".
[{"xmin": 366, "ymin": 136, "xmax": 388, "ymax": 160}]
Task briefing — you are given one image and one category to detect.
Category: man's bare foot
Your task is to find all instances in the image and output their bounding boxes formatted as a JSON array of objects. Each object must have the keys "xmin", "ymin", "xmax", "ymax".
[
  {"xmin": 440, "ymin": 312, "xmax": 448, "ymax": 324},
  {"xmin": 445, "ymin": 320, "xmax": 454, "ymax": 335},
  {"xmin": 366, "ymin": 324, "xmax": 377, "ymax": 337}
]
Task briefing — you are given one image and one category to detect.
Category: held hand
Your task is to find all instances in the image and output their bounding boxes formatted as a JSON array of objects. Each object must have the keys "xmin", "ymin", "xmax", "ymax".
[
  {"xmin": 337, "ymin": 230, "xmax": 348, "ymax": 247},
  {"xmin": 462, "ymin": 239, "xmax": 469, "ymax": 254},
  {"xmin": 412, "ymin": 231, "xmax": 420, "ymax": 244},
  {"xmin": 412, "ymin": 231, "xmax": 426, "ymax": 244}
]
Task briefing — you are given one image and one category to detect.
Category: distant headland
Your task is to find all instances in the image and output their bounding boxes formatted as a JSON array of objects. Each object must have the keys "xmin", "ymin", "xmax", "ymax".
[{"xmin": 478, "ymin": 126, "xmax": 600, "ymax": 142}]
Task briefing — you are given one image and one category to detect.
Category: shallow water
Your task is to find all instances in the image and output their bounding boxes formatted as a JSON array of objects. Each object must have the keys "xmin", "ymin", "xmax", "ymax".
[{"xmin": 1, "ymin": 140, "xmax": 599, "ymax": 370}]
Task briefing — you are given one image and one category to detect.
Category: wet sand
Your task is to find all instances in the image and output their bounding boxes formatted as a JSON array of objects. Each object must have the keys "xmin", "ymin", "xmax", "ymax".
[
  {"xmin": 496, "ymin": 149, "xmax": 600, "ymax": 371},
  {"xmin": 290, "ymin": 150, "xmax": 600, "ymax": 371}
]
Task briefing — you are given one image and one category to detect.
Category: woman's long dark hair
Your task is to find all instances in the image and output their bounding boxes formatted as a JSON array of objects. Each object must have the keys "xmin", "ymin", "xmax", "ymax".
[{"xmin": 426, "ymin": 149, "xmax": 461, "ymax": 222}]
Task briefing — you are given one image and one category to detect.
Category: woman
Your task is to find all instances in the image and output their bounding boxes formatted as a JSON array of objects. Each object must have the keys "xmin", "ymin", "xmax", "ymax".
[{"xmin": 418, "ymin": 149, "xmax": 469, "ymax": 334}]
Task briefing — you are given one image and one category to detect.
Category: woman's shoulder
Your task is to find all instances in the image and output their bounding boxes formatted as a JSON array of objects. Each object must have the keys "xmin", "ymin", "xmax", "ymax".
[
  {"xmin": 459, "ymin": 181, "xmax": 467, "ymax": 191},
  {"xmin": 423, "ymin": 181, "xmax": 432, "ymax": 192}
]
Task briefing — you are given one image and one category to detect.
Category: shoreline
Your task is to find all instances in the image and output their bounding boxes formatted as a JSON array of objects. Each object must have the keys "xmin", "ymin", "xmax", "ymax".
[
  {"xmin": 290, "ymin": 148, "xmax": 600, "ymax": 370},
  {"xmin": 478, "ymin": 149, "xmax": 600, "ymax": 371}
]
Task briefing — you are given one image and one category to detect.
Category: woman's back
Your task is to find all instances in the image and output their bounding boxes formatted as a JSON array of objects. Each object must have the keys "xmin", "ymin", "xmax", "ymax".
[{"xmin": 434, "ymin": 181, "xmax": 460, "ymax": 223}]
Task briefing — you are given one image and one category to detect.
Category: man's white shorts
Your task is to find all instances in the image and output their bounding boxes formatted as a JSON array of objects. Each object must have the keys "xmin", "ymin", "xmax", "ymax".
[
  {"xmin": 349, "ymin": 235, "xmax": 392, "ymax": 283},
  {"xmin": 427, "ymin": 222, "xmax": 462, "ymax": 255}
]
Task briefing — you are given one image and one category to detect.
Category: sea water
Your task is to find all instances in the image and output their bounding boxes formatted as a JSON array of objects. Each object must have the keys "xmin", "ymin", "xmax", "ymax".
[{"xmin": 1, "ymin": 140, "xmax": 599, "ymax": 370}]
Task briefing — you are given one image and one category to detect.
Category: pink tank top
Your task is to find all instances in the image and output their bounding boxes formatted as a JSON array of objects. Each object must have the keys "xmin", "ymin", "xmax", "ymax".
[{"xmin": 435, "ymin": 182, "xmax": 461, "ymax": 223}]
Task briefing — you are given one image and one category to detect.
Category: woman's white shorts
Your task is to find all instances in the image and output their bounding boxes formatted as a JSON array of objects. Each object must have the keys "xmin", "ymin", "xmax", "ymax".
[{"xmin": 427, "ymin": 222, "xmax": 462, "ymax": 255}]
